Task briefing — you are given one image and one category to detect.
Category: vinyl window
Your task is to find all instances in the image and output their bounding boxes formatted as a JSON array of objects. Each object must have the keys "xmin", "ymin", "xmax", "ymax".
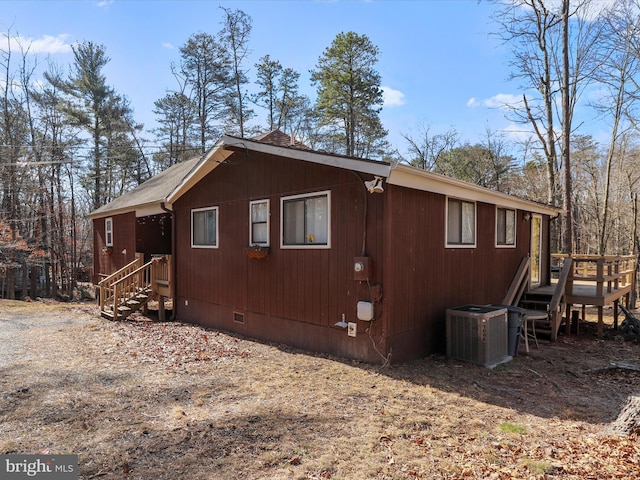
[
  {"xmin": 250, "ymin": 199, "xmax": 269, "ymax": 246},
  {"xmin": 191, "ymin": 207, "xmax": 219, "ymax": 248},
  {"xmin": 496, "ymin": 207, "xmax": 516, "ymax": 247},
  {"xmin": 281, "ymin": 191, "xmax": 330, "ymax": 248},
  {"xmin": 105, "ymin": 217, "xmax": 113, "ymax": 247},
  {"xmin": 446, "ymin": 198, "xmax": 476, "ymax": 247}
]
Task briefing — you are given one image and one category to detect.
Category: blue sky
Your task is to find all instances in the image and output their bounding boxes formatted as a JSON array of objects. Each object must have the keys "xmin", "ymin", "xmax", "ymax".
[{"xmin": 2, "ymin": 0, "xmax": 520, "ymax": 158}]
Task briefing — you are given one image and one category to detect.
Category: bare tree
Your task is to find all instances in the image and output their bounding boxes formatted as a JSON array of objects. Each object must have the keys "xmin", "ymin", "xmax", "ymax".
[
  {"xmin": 492, "ymin": 0, "xmax": 604, "ymax": 253},
  {"xmin": 401, "ymin": 125, "xmax": 459, "ymax": 171},
  {"xmin": 0, "ymin": 29, "xmax": 31, "ymax": 298},
  {"xmin": 561, "ymin": 0, "xmax": 572, "ymax": 254},
  {"xmin": 591, "ymin": 2, "xmax": 640, "ymax": 254},
  {"xmin": 177, "ymin": 32, "xmax": 232, "ymax": 153},
  {"xmin": 219, "ymin": 7, "xmax": 253, "ymax": 137}
]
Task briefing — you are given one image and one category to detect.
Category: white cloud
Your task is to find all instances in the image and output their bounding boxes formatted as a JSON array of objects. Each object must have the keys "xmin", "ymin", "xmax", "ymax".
[
  {"xmin": 382, "ymin": 86, "xmax": 405, "ymax": 107},
  {"xmin": 162, "ymin": 42, "xmax": 174, "ymax": 50},
  {"xmin": 500, "ymin": 122, "xmax": 534, "ymax": 142},
  {"xmin": 484, "ymin": 93, "xmax": 522, "ymax": 109},
  {"xmin": 8, "ymin": 34, "xmax": 72, "ymax": 54},
  {"xmin": 467, "ymin": 97, "xmax": 480, "ymax": 108},
  {"xmin": 467, "ymin": 93, "xmax": 523, "ymax": 110},
  {"xmin": 97, "ymin": 0, "xmax": 114, "ymax": 7}
]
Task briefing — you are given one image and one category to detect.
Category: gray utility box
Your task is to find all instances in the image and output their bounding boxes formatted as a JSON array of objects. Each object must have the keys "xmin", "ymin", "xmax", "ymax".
[{"xmin": 446, "ymin": 305, "xmax": 510, "ymax": 367}]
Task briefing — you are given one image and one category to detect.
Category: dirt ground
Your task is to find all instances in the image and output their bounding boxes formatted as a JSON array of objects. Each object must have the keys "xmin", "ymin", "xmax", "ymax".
[{"xmin": 0, "ymin": 299, "xmax": 638, "ymax": 479}]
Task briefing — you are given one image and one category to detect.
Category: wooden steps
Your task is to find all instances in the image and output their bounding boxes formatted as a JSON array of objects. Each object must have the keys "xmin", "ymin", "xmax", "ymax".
[
  {"xmin": 503, "ymin": 256, "xmax": 572, "ymax": 343},
  {"xmin": 98, "ymin": 255, "xmax": 172, "ymax": 322},
  {"xmin": 101, "ymin": 287, "xmax": 152, "ymax": 321},
  {"xmin": 519, "ymin": 293, "xmax": 553, "ymax": 337}
]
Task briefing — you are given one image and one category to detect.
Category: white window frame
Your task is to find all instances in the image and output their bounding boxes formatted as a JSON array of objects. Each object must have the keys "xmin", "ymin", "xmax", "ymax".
[
  {"xmin": 280, "ymin": 190, "xmax": 331, "ymax": 249},
  {"xmin": 105, "ymin": 217, "xmax": 113, "ymax": 247},
  {"xmin": 249, "ymin": 199, "xmax": 270, "ymax": 246},
  {"xmin": 495, "ymin": 207, "xmax": 517, "ymax": 248},
  {"xmin": 191, "ymin": 206, "xmax": 219, "ymax": 249},
  {"xmin": 446, "ymin": 197, "xmax": 476, "ymax": 248}
]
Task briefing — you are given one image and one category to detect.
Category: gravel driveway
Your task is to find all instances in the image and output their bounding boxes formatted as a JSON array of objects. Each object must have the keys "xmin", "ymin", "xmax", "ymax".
[{"xmin": 0, "ymin": 300, "xmax": 94, "ymax": 365}]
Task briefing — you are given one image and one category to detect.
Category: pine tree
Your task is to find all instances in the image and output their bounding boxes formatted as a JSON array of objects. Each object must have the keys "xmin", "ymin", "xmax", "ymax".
[
  {"xmin": 178, "ymin": 32, "xmax": 232, "ymax": 152},
  {"xmin": 310, "ymin": 31, "xmax": 388, "ymax": 158}
]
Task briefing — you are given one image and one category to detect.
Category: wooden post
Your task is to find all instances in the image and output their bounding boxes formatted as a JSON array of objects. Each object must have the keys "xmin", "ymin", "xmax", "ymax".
[
  {"xmin": 571, "ymin": 309, "xmax": 579, "ymax": 335},
  {"xmin": 158, "ymin": 296, "xmax": 166, "ymax": 322},
  {"xmin": 596, "ymin": 258, "xmax": 604, "ymax": 298},
  {"xmin": 597, "ymin": 306, "xmax": 604, "ymax": 338},
  {"xmin": 613, "ymin": 299, "xmax": 619, "ymax": 330},
  {"xmin": 113, "ymin": 282, "xmax": 119, "ymax": 321},
  {"xmin": 565, "ymin": 303, "xmax": 573, "ymax": 335},
  {"xmin": 99, "ymin": 284, "xmax": 105, "ymax": 313}
]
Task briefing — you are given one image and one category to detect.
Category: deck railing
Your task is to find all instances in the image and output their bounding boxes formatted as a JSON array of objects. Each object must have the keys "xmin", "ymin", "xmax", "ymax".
[
  {"xmin": 98, "ymin": 256, "xmax": 144, "ymax": 313},
  {"xmin": 552, "ymin": 254, "xmax": 636, "ymax": 298},
  {"xmin": 152, "ymin": 255, "xmax": 171, "ymax": 298},
  {"xmin": 98, "ymin": 255, "xmax": 172, "ymax": 319}
]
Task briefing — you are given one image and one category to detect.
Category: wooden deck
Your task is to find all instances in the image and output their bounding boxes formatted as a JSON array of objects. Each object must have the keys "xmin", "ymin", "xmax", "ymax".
[
  {"xmin": 536, "ymin": 281, "xmax": 633, "ymax": 307},
  {"xmin": 543, "ymin": 254, "xmax": 636, "ymax": 337}
]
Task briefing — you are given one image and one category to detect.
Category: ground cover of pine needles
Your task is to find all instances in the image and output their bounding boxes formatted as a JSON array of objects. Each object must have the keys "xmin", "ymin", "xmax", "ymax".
[{"xmin": 0, "ymin": 299, "xmax": 638, "ymax": 479}]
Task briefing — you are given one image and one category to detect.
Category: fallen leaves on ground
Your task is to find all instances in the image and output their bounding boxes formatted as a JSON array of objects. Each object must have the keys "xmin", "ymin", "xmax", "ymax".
[
  {"xmin": 110, "ymin": 317, "xmax": 249, "ymax": 367},
  {"xmin": 0, "ymin": 300, "xmax": 638, "ymax": 479}
]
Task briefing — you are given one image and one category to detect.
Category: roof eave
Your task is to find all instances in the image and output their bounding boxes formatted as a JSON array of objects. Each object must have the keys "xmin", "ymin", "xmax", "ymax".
[
  {"xmin": 166, "ymin": 138, "xmax": 233, "ymax": 205},
  {"xmin": 388, "ymin": 163, "xmax": 561, "ymax": 216},
  {"xmin": 87, "ymin": 201, "xmax": 167, "ymax": 219}
]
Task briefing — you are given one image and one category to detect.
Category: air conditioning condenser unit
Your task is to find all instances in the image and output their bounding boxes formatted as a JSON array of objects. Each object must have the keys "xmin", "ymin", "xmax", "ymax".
[{"xmin": 446, "ymin": 305, "xmax": 510, "ymax": 368}]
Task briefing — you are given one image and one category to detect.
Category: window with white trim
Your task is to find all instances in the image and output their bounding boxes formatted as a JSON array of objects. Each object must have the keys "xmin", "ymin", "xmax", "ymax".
[
  {"xmin": 446, "ymin": 198, "xmax": 476, "ymax": 247},
  {"xmin": 191, "ymin": 207, "xmax": 219, "ymax": 248},
  {"xmin": 496, "ymin": 207, "xmax": 516, "ymax": 247},
  {"xmin": 250, "ymin": 199, "xmax": 269, "ymax": 246},
  {"xmin": 105, "ymin": 217, "xmax": 113, "ymax": 247},
  {"xmin": 281, "ymin": 191, "xmax": 330, "ymax": 248}
]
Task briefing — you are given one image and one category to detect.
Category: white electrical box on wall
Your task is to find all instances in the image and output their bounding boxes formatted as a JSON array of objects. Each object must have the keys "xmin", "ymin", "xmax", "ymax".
[
  {"xmin": 357, "ymin": 301, "xmax": 374, "ymax": 321},
  {"xmin": 347, "ymin": 322, "xmax": 357, "ymax": 337}
]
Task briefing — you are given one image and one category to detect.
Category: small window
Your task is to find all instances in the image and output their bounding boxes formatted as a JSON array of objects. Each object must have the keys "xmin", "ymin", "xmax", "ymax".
[
  {"xmin": 281, "ymin": 191, "xmax": 330, "ymax": 248},
  {"xmin": 250, "ymin": 200, "xmax": 269, "ymax": 246},
  {"xmin": 446, "ymin": 198, "xmax": 476, "ymax": 247},
  {"xmin": 105, "ymin": 217, "xmax": 113, "ymax": 247},
  {"xmin": 496, "ymin": 207, "xmax": 516, "ymax": 247},
  {"xmin": 192, "ymin": 207, "xmax": 218, "ymax": 248}
]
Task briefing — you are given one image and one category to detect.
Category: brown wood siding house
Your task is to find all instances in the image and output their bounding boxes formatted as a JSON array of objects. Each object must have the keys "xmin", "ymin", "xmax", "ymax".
[
  {"xmin": 89, "ymin": 158, "xmax": 199, "ymax": 284},
  {"xmin": 90, "ymin": 132, "xmax": 560, "ymax": 363}
]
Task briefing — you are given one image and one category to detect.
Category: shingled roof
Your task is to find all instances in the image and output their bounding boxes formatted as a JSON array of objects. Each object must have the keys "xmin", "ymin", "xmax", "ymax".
[{"xmin": 88, "ymin": 157, "xmax": 201, "ymax": 218}]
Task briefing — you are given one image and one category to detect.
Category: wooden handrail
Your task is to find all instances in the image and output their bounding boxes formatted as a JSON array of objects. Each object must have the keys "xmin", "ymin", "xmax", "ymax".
[
  {"xmin": 502, "ymin": 256, "xmax": 530, "ymax": 306},
  {"xmin": 550, "ymin": 258, "xmax": 572, "ymax": 312},
  {"xmin": 543, "ymin": 257, "xmax": 573, "ymax": 341},
  {"xmin": 152, "ymin": 255, "xmax": 171, "ymax": 294},
  {"xmin": 111, "ymin": 261, "xmax": 154, "ymax": 320},
  {"xmin": 98, "ymin": 257, "xmax": 143, "ymax": 313},
  {"xmin": 553, "ymin": 254, "xmax": 635, "ymax": 298},
  {"xmin": 99, "ymin": 255, "xmax": 172, "ymax": 320},
  {"xmin": 98, "ymin": 257, "xmax": 143, "ymax": 286}
]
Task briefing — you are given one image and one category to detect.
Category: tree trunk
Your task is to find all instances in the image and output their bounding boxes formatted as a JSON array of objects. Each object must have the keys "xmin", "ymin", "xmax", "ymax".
[
  {"xmin": 7, "ymin": 267, "xmax": 15, "ymax": 300},
  {"xmin": 20, "ymin": 260, "xmax": 28, "ymax": 299},
  {"xmin": 30, "ymin": 265, "xmax": 38, "ymax": 298},
  {"xmin": 608, "ymin": 394, "xmax": 640, "ymax": 436},
  {"xmin": 561, "ymin": 0, "xmax": 573, "ymax": 255}
]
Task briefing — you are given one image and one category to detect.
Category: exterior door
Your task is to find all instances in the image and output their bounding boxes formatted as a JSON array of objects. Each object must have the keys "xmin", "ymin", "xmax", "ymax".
[{"xmin": 530, "ymin": 214, "xmax": 542, "ymax": 287}]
